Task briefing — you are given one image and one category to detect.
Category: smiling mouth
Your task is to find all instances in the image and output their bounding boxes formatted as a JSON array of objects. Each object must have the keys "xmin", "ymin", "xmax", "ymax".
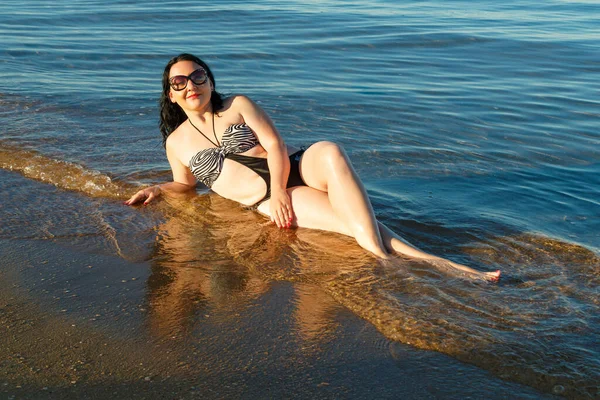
[{"xmin": 187, "ymin": 94, "xmax": 199, "ymax": 99}]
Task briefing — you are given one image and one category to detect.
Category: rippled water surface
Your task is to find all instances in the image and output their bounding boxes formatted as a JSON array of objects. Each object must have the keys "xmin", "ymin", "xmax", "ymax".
[{"xmin": 1, "ymin": 0, "xmax": 599, "ymax": 398}]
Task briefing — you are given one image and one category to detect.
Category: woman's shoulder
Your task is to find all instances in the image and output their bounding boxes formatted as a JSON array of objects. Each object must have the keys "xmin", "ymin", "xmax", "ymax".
[
  {"xmin": 165, "ymin": 121, "xmax": 188, "ymax": 148},
  {"xmin": 223, "ymin": 94, "xmax": 263, "ymax": 117},
  {"xmin": 216, "ymin": 95, "xmax": 257, "ymax": 121},
  {"xmin": 222, "ymin": 94, "xmax": 253, "ymax": 109}
]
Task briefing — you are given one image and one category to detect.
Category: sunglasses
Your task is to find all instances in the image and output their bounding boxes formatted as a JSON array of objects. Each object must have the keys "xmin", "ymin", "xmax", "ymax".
[{"xmin": 169, "ymin": 68, "xmax": 208, "ymax": 91}]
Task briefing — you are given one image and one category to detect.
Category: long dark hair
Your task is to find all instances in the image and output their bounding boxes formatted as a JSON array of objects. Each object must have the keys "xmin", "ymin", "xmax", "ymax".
[{"xmin": 159, "ymin": 53, "xmax": 224, "ymax": 147}]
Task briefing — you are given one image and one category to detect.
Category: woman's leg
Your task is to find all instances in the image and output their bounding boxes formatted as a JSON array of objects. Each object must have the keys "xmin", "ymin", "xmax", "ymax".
[
  {"xmin": 258, "ymin": 186, "xmax": 499, "ymax": 280},
  {"xmin": 296, "ymin": 141, "xmax": 390, "ymax": 259},
  {"xmin": 285, "ymin": 141, "xmax": 499, "ymax": 280},
  {"xmin": 377, "ymin": 222, "xmax": 501, "ymax": 280}
]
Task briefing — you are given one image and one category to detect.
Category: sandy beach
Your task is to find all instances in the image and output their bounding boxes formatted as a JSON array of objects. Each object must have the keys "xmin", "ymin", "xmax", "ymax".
[
  {"xmin": 1, "ymin": 261, "xmax": 551, "ymax": 400},
  {"xmin": 0, "ymin": 172, "xmax": 556, "ymax": 399}
]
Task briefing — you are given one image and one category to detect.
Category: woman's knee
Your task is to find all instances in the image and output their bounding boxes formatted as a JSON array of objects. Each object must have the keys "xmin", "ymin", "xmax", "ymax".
[
  {"xmin": 300, "ymin": 141, "xmax": 350, "ymax": 189},
  {"xmin": 311, "ymin": 141, "xmax": 348, "ymax": 167}
]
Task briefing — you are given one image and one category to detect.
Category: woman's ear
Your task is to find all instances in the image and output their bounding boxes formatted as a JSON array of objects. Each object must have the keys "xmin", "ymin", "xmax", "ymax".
[{"xmin": 169, "ymin": 90, "xmax": 176, "ymax": 103}]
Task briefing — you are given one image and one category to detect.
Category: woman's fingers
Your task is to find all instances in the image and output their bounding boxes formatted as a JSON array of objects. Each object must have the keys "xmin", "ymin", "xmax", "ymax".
[
  {"xmin": 268, "ymin": 192, "xmax": 295, "ymax": 229},
  {"xmin": 124, "ymin": 191, "xmax": 143, "ymax": 205},
  {"xmin": 270, "ymin": 207, "xmax": 283, "ymax": 228},
  {"xmin": 280, "ymin": 200, "xmax": 294, "ymax": 226},
  {"xmin": 143, "ymin": 190, "xmax": 155, "ymax": 205},
  {"xmin": 274, "ymin": 206, "xmax": 293, "ymax": 229},
  {"xmin": 284, "ymin": 204, "xmax": 294, "ymax": 223},
  {"xmin": 272, "ymin": 209, "xmax": 284, "ymax": 228},
  {"xmin": 125, "ymin": 188, "xmax": 155, "ymax": 206}
]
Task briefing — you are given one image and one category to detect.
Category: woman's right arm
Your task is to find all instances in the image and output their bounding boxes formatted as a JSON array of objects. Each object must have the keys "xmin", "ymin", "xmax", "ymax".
[{"xmin": 124, "ymin": 141, "xmax": 197, "ymax": 205}]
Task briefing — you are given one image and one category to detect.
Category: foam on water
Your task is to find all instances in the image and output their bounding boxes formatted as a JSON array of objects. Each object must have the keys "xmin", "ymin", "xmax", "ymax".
[{"xmin": 0, "ymin": 142, "xmax": 132, "ymax": 198}]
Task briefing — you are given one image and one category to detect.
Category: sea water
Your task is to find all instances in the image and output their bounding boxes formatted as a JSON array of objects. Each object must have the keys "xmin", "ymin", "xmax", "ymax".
[{"xmin": 1, "ymin": 0, "xmax": 599, "ymax": 397}]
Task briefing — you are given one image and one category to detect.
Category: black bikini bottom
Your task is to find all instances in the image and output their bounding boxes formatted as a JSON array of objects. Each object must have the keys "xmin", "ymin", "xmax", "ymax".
[{"xmin": 227, "ymin": 149, "xmax": 307, "ymax": 209}]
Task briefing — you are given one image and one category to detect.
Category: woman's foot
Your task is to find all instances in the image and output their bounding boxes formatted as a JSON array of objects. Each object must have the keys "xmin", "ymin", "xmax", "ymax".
[
  {"xmin": 484, "ymin": 269, "xmax": 501, "ymax": 283},
  {"xmin": 424, "ymin": 258, "xmax": 501, "ymax": 282}
]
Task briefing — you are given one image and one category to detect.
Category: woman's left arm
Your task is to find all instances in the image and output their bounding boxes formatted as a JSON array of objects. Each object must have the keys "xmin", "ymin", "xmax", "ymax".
[{"xmin": 235, "ymin": 95, "xmax": 293, "ymax": 229}]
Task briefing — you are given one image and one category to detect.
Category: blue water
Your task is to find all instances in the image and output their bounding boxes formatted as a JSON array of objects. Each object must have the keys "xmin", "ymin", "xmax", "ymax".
[{"xmin": 1, "ymin": 0, "xmax": 599, "ymax": 398}]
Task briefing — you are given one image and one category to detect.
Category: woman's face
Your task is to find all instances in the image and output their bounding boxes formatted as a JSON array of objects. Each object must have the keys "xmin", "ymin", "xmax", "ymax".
[{"xmin": 168, "ymin": 60, "xmax": 213, "ymax": 112}]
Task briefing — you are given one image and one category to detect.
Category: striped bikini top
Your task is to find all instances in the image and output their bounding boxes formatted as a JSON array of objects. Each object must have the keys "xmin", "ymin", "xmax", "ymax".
[{"xmin": 188, "ymin": 122, "xmax": 259, "ymax": 187}]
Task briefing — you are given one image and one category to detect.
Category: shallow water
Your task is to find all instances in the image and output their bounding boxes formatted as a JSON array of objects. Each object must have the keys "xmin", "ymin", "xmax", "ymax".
[{"xmin": 1, "ymin": 0, "xmax": 599, "ymax": 398}]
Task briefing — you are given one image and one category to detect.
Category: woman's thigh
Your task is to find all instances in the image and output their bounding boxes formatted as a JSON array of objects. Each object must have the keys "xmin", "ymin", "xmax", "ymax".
[
  {"xmin": 297, "ymin": 141, "xmax": 345, "ymax": 191},
  {"xmin": 258, "ymin": 186, "xmax": 351, "ymax": 236}
]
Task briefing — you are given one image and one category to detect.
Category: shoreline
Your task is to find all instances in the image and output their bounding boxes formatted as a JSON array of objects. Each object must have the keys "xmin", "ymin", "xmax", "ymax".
[{"xmin": 1, "ymin": 235, "xmax": 554, "ymax": 399}]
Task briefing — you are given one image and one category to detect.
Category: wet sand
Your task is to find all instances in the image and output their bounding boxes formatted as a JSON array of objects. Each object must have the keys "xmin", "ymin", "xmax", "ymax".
[{"xmin": 1, "ymin": 205, "xmax": 554, "ymax": 400}]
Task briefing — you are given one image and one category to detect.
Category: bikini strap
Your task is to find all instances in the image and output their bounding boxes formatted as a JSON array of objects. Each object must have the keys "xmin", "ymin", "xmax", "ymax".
[{"xmin": 189, "ymin": 112, "xmax": 220, "ymax": 147}]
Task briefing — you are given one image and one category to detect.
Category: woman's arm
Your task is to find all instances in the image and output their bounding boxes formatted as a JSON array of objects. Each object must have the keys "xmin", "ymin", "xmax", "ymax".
[
  {"xmin": 125, "ymin": 140, "xmax": 197, "ymax": 205},
  {"xmin": 236, "ymin": 95, "xmax": 293, "ymax": 229}
]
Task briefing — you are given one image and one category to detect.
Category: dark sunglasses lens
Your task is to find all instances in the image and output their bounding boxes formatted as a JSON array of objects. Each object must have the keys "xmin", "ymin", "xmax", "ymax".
[
  {"xmin": 189, "ymin": 69, "xmax": 207, "ymax": 85},
  {"xmin": 170, "ymin": 76, "xmax": 188, "ymax": 91}
]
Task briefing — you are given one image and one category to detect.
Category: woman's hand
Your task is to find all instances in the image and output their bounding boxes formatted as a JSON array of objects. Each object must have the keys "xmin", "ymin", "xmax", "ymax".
[
  {"xmin": 124, "ymin": 185, "xmax": 161, "ymax": 206},
  {"xmin": 269, "ymin": 188, "xmax": 294, "ymax": 229}
]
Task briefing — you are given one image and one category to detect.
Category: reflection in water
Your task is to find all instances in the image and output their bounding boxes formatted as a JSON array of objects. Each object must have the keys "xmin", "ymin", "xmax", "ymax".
[
  {"xmin": 145, "ymin": 194, "xmax": 363, "ymax": 344},
  {"xmin": 145, "ymin": 194, "xmax": 267, "ymax": 338},
  {"xmin": 293, "ymin": 283, "xmax": 341, "ymax": 344},
  {"xmin": 139, "ymin": 194, "xmax": 599, "ymax": 398}
]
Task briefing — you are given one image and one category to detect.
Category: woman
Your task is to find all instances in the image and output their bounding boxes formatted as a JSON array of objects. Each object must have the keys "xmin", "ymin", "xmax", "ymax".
[{"xmin": 125, "ymin": 53, "xmax": 500, "ymax": 282}]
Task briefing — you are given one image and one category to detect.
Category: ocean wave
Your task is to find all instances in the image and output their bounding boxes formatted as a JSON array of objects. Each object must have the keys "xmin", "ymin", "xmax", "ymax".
[{"xmin": 0, "ymin": 141, "xmax": 134, "ymax": 199}]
